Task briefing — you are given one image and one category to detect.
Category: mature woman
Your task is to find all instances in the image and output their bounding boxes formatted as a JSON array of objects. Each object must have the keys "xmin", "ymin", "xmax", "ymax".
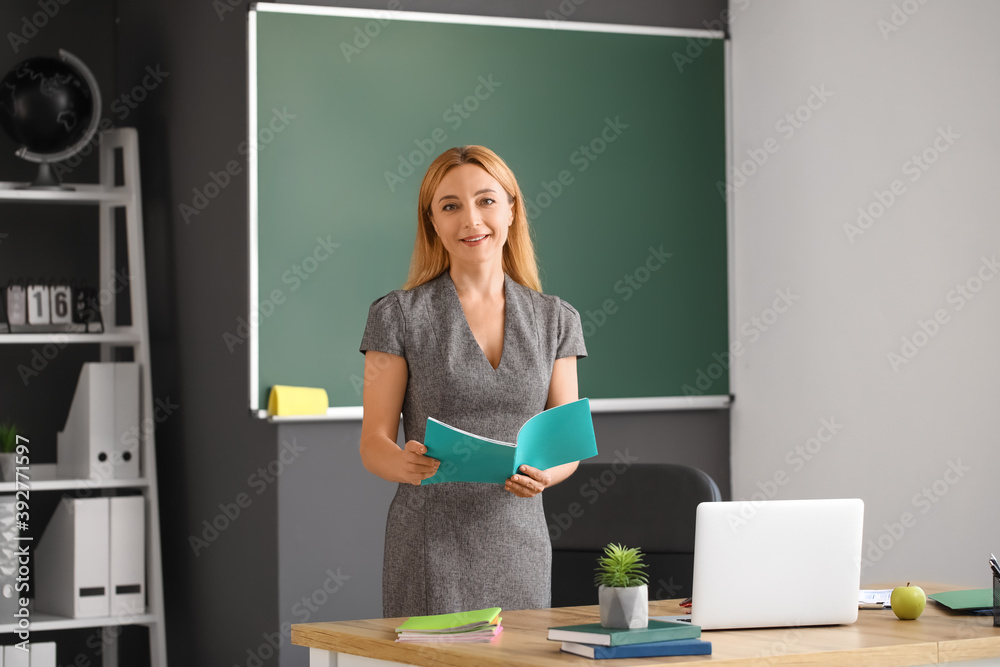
[{"xmin": 359, "ymin": 145, "xmax": 587, "ymax": 617}]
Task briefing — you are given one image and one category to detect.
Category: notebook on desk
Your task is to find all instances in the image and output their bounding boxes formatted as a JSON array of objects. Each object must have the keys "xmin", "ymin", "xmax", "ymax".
[{"xmin": 691, "ymin": 498, "xmax": 864, "ymax": 630}]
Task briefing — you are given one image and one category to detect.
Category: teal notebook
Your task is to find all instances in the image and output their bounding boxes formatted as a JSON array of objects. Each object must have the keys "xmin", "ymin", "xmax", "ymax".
[
  {"xmin": 421, "ymin": 398, "xmax": 597, "ymax": 485},
  {"xmin": 547, "ymin": 620, "xmax": 701, "ymax": 647}
]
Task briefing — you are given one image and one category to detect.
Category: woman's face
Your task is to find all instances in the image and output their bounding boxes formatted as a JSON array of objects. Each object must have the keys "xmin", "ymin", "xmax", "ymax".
[{"xmin": 429, "ymin": 163, "xmax": 514, "ymax": 267}]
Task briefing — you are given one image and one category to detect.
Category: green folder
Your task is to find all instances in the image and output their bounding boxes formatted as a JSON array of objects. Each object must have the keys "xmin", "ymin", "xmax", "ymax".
[
  {"xmin": 421, "ymin": 398, "xmax": 598, "ymax": 485},
  {"xmin": 395, "ymin": 607, "xmax": 501, "ymax": 632},
  {"xmin": 928, "ymin": 589, "xmax": 993, "ymax": 611}
]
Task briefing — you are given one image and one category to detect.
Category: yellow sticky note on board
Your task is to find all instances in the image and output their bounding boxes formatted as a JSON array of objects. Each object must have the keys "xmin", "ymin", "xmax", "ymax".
[{"xmin": 267, "ymin": 385, "xmax": 329, "ymax": 416}]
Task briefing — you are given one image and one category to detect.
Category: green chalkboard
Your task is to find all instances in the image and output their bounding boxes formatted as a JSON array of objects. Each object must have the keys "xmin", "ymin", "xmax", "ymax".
[{"xmin": 250, "ymin": 7, "xmax": 728, "ymax": 413}]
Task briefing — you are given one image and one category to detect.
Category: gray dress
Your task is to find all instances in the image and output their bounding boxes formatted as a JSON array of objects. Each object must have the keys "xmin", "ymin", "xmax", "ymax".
[{"xmin": 360, "ymin": 271, "xmax": 587, "ymax": 618}]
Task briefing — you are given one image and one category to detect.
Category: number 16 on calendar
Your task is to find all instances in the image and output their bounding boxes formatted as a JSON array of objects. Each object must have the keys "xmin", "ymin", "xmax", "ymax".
[{"xmin": 24, "ymin": 284, "xmax": 74, "ymax": 327}]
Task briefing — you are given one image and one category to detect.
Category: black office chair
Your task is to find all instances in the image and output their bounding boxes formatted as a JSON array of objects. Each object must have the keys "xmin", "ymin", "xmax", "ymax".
[{"xmin": 543, "ymin": 463, "xmax": 721, "ymax": 607}]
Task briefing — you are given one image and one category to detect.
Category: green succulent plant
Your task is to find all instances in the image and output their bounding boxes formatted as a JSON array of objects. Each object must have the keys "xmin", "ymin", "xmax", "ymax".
[
  {"xmin": 594, "ymin": 543, "xmax": 649, "ymax": 588},
  {"xmin": 0, "ymin": 421, "xmax": 18, "ymax": 454}
]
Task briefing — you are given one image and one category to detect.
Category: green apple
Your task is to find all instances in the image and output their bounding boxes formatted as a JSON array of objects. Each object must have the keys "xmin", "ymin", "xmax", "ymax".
[{"xmin": 890, "ymin": 583, "xmax": 926, "ymax": 620}]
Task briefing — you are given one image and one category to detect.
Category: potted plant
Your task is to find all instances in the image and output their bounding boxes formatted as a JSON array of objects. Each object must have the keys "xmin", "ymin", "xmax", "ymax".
[
  {"xmin": 594, "ymin": 542, "xmax": 649, "ymax": 629},
  {"xmin": 0, "ymin": 421, "xmax": 19, "ymax": 482}
]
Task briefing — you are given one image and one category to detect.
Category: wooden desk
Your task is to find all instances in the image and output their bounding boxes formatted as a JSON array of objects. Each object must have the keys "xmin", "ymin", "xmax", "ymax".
[{"xmin": 292, "ymin": 593, "xmax": 1000, "ymax": 666}]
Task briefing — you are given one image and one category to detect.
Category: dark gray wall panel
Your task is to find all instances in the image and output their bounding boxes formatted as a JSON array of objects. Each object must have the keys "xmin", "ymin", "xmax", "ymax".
[{"xmin": 114, "ymin": 2, "xmax": 280, "ymax": 667}]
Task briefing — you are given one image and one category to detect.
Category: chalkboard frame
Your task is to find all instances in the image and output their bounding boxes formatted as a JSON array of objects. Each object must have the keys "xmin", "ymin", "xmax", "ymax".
[{"xmin": 248, "ymin": 4, "xmax": 732, "ymax": 420}]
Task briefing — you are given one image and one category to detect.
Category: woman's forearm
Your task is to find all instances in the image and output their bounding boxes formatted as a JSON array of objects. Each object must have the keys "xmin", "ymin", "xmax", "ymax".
[
  {"xmin": 545, "ymin": 460, "xmax": 579, "ymax": 487},
  {"xmin": 361, "ymin": 433, "xmax": 439, "ymax": 485},
  {"xmin": 360, "ymin": 432, "xmax": 403, "ymax": 482}
]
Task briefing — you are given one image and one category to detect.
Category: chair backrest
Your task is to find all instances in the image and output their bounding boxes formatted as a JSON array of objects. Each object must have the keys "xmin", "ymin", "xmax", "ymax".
[{"xmin": 543, "ymin": 462, "xmax": 721, "ymax": 607}]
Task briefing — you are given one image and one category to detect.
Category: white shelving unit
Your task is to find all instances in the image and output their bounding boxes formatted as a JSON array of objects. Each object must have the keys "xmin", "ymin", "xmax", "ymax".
[
  {"xmin": 0, "ymin": 332, "xmax": 142, "ymax": 345},
  {"xmin": 0, "ymin": 128, "xmax": 167, "ymax": 667},
  {"xmin": 0, "ymin": 479, "xmax": 149, "ymax": 493},
  {"xmin": 0, "ymin": 612, "xmax": 158, "ymax": 634}
]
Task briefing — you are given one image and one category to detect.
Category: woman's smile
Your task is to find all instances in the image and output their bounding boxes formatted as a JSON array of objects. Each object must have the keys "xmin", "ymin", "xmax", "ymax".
[{"xmin": 461, "ymin": 233, "xmax": 490, "ymax": 246}]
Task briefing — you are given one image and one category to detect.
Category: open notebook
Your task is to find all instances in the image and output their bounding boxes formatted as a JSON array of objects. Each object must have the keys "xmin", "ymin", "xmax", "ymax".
[{"xmin": 421, "ymin": 398, "xmax": 597, "ymax": 485}]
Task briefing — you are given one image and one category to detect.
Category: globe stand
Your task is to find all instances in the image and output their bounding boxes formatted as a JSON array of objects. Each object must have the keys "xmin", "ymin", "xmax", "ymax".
[
  {"xmin": 2, "ymin": 49, "xmax": 101, "ymax": 193},
  {"xmin": 19, "ymin": 161, "xmax": 73, "ymax": 191}
]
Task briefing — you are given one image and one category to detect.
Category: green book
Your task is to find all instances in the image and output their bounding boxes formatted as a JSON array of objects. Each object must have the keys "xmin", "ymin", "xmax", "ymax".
[
  {"xmin": 421, "ymin": 398, "xmax": 597, "ymax": 485},
  {"xmin": 547, "ymin": 620, "xmax": 701, "ymax": 647},
  {"xmin": 395, "ymin": 607, "xmax": 501, "ymax": 632}
]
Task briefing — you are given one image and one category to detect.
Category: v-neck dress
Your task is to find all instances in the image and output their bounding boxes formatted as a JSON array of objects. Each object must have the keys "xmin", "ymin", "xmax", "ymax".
[{"xmin": 359, "ymin": 271, "xmax": 587, "ymax": 617}]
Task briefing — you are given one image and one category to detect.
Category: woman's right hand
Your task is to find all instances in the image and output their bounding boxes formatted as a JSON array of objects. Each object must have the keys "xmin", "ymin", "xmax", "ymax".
[{"xmin": 394, "ymin": 440, "xmax": 440, "ymax": 485}]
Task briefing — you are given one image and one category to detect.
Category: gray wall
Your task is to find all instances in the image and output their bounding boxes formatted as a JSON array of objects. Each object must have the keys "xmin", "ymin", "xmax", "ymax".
[
  {"xmin": 730, "ymin": 0, "xmax": 998, "ymax": 587},
  {"xmin": 273, "ymin": 3, "xmax": 729, "ymax": 667}
]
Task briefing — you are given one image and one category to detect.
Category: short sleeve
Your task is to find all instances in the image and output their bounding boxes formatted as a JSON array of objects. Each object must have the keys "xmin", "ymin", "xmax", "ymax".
[
  {"xmin": 555, "ymin": 300, "xmax": 588, "ymax": 360},
  {"xmin": 359, "ymin": 293, "xmax": 405, "ymax": 357}
]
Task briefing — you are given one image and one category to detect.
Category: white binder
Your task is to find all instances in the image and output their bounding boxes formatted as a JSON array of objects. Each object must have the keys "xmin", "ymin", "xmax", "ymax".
[
  {"xmin": 57, "ymin": 362, "xmax": 142, "ymax": 480},
  {"xmin": 113, "ymin": 363, "xmax": 141, "ymax": 478},
  {"xmin": 3, "ymin": 645, "xmax": 26, "ymax": 667},
  {"xmin": 28, "ymin": 642, "xmax": 55, "ymax": 667},
  {"xmin": 34, "ymin": 497, "xmax": 110, "ymax": 618},
  {"xmin": 57, "ymin": 364, "xmax": 115, "ymax": 480},
  {"xmin": 110, "ymin": 496, "xmax": 146, "ymax": 615}
]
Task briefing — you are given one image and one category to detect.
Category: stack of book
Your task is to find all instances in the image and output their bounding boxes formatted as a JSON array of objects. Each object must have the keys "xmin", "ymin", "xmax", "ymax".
[
  {"xmin": 394, "ymin": 607, "xmax": 503, "ymax": 643},
  {"xmin": 547, "ymin": 619, "xmax": 710, "ymax": 659}
]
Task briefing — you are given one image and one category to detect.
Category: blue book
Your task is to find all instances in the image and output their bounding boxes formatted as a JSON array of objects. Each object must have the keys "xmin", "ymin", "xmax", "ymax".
[
  {"xmin": 421, "ymin": 398, "xmax": 597, "ymax": 485},
  {"xmin": 560, "ymin": 638, "xmax": 712, "ymax": 659}
]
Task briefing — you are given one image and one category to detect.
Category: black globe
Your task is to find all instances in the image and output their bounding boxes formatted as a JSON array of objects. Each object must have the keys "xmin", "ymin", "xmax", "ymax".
[{"xmin": 0, "ymin": 56, "xmax": 96, "ymax": 155}]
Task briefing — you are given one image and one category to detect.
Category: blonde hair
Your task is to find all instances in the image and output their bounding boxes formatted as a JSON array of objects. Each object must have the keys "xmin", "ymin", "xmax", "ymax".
[{"xmin": 403, "ymin": 145, "xmax": 541, "ymax": 292}]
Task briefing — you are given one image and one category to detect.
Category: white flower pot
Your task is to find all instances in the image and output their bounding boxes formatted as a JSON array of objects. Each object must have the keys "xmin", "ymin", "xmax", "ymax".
[
  {"xmin": 0, "ymin": 454, "xmax": 15, "ymax": 482},
  {"xmin": 599, "ymin": 584, "xmax": 648, "ymax": 629}
]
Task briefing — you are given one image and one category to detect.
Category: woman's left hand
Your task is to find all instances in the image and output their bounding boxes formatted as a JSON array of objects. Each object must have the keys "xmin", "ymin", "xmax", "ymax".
[{"xmin": 505, "ymin": 465, "xmax": 551, "ymax": 498}]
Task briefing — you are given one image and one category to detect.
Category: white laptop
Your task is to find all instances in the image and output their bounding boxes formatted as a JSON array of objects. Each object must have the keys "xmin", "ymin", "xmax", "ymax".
[{"xmin": 690, "ymin": 498, "xmax": 864, "ymax": 630}]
